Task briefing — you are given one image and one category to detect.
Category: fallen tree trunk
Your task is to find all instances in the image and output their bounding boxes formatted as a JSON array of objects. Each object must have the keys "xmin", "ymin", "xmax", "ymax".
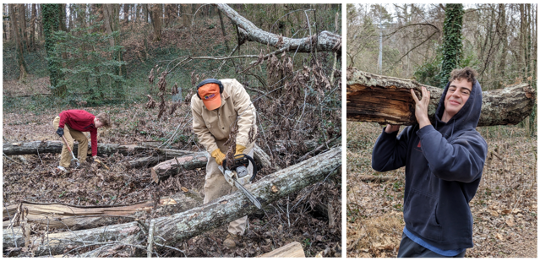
[
  {"xmin": 130, "ymin": 144, "xmax": 273, "ymax": 170},
  {"xmin": 2, "ymin": 141, "xmax": 194, "ymax": 157},
  {"xmin": 215, "ymin": 4, "xmax": 341, "ymax": 54},
  {"xmin": 150, "ymin": 153, "xmax": 209, "ymax": 183},
  {"xmin": 3, "ymin": 142, "xmax": 274, "ymax": 170},
  {"xmin": 3, "ymin": 193, "xmax": 202, "ymax": 230},
  {"xmin": 3, "ymin": 147, "xmax": 341, "ymax": 257},
  {"xmin": 346, "ymin": 69, "xmax": 536, "ymax": 126},
  {"xmin": 149, "ymin": 140, "xmax": 328, "ymax": 182}
]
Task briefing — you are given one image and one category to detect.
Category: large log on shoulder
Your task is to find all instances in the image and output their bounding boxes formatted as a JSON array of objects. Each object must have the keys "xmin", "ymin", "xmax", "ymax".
[
  {"xmin": 346, "ymin": 68, "xmax": 535, "ymax": 126},
  {"xmin": 3, "ymin": 147, "xmax": 341, "ymax": 257}
]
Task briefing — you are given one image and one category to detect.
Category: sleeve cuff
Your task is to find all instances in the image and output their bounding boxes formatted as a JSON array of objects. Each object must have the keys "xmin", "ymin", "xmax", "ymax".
[
  {"xmin": 207, "ymin": 143, "xmax": 219, "ymax": 155},
  {"xmin": 416, "ymin": 124, "xmax": 436, "ymax": 138},
  {"xmin": 381, "ymin": 127, "xmax": 399, "ymax": 137}
]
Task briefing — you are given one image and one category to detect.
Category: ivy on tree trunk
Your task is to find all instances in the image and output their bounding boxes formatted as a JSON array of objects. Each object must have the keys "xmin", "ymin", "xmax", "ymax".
[
  {"xmin": 437, "ymin": 4, "xmax": 464, "ymax": 88},
  {"xmin": 43, "ymin": 4, "xmax": 67, "ymax": 96}
]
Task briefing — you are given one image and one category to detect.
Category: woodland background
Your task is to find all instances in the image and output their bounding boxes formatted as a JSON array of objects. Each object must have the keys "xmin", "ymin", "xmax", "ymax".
[
  {"xmin": 346, "ymin": 3, "xmax": 537, "ymax": 258},
  {"xmin": 2, "ymin": 4, "xmax": 342, "ymax": 257}
]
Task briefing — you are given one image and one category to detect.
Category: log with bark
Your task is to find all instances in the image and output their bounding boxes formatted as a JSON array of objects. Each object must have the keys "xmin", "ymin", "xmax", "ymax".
[
  {"xmin": 150, "ymin": 152, "xmax": 208, "ymax": 183},
  {"xmin": 2, "ymin": 141, "xmax": 308, "ymax": 172},
  {"xmin": 2, "ymin": 141, "xmax": 193, "ymax": 157},
  {"xmin": 132, "ymin": 144, "xmax": 274, "ymax": 170},
  {"xmin": 346, "ymin": 68, "xmax": 535, "ymax": 126},
  {"xmin": 148, "ymin": 139, "xmax": 337, "ymax": 182},
  {"xmin": 3, "ymin": 147, "xmax": 341, "ymax": 257},
  {"xmin": 3, "ymin": 193, "xmax": 202, "ymax": 230},
  {"xmin": 215, "ymin": 4, "xmax": 341, "ymax": 54}
]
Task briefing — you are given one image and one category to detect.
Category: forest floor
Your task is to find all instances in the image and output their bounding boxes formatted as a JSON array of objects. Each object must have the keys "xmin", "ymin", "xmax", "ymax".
[
  {"xmin": 346, "ymin": 122, "xmax": 537, "ymax": 258},
  {"xmin": 2, "ymin": 82, "xmax": 341, "ymax": 257}
]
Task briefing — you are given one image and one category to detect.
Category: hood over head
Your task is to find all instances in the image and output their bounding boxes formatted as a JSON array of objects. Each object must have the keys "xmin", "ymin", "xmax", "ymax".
[{"xmin": 435, "ymin": 79, "xmax": 483, "ymax": 132}]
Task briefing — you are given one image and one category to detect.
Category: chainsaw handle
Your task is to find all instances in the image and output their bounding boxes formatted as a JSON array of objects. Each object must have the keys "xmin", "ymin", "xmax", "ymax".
[
  {"xmin": 243, "ymin": 154, "xmax": 257, "ymax": 182},
  {"xmin": 222, "ymin": 154, "xmax": 258, "ymax": 182}
]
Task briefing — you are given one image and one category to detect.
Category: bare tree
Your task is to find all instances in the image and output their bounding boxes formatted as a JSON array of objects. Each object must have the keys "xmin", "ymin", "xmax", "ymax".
[
  {"xmin": 30, "ymin": 3, "xmax": 36, "ymax": 51},
  {"xmin": 181, "ymin": 4, "xmax": 190, "ymax": 28},
  {"xmin": 150, "ymin": 4, "xmax": 162, "ymax": 41},
  {"xmin": 3, "ymin": 5, "xmax": 9, "ymax": 41},
  {"xmin": 9, "ymin": 4, "xmax": 29, "ymax": 81}
]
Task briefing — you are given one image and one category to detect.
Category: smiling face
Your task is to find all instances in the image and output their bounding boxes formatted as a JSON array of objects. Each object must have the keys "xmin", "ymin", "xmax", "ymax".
[{"xmin": 442, "ymin": 78, "xmax": 473, "ymax": 122}]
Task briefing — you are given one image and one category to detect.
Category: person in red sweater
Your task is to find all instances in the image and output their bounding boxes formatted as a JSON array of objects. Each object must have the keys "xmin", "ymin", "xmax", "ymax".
[{"xmin": 52, "ymin": 110, "xmax": 110, "ymax": 171}]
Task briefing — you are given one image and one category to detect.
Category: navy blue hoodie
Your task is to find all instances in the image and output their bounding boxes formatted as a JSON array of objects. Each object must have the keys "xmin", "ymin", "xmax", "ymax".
[{"xmin": 372, "ymin": 80, "xmax": 488, "ymax": 250}]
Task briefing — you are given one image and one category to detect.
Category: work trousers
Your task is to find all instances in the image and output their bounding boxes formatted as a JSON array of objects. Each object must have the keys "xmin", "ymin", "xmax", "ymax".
[
  {"xmin": 204, "ymin": 140, "xmax": 254, "ymax": 235},
  {"xmin": 52, "ymin": 116, "xmax": 89, "ymax": 168}
]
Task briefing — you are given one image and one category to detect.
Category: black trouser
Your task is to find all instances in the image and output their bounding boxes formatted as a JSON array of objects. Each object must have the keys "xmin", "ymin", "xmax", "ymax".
[{"xmin": 397, "ymin": 233, "xmax": 466, "ymax": 258}]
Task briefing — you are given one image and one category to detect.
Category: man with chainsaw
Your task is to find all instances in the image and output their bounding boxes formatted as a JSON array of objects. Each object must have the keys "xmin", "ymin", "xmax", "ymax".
[
  {"xmin": 53, "ymin": 110, "xmax": 110, "ymax": 172},
  {"xmin": 191, "ymin": 78, "xmax": 257, "ymax": 249},
  {"xmin": 372, "ymin": 67, "xmax": 488, "ymax": 257}
]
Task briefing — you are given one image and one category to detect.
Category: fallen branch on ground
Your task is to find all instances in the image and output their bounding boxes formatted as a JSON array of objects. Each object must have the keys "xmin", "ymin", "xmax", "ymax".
[{"xmin": 3, "ymin": 193, "xmax": 202, "ymax": 230}]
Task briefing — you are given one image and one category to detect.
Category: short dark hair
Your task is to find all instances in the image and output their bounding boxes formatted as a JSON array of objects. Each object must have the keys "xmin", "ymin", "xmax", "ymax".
[{"xmin": 449, "ymin": 67, "xmax": 478, "ymax": 84}]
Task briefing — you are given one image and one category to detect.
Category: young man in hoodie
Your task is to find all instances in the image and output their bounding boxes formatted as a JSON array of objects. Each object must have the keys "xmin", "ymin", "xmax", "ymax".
[
  {"xmin": 53, "ymin": 110, "xmax": 110, "ymax": 172},
  {"xmin": 372, "ymin": 67, "xmax": 488, "ymax": 257},
  {"xmin": 191, "ymin": 78, "xmax": 257, "ymax": 249}
]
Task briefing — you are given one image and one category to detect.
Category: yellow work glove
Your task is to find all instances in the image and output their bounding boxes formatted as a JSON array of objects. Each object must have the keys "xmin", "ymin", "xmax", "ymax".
[
  {"xmin": 235, "ymin": 145, "xmax": 246, "ymax": 156},
  {"xmin": 211, "ymin": 148, "xmax": 226, "ymax": 165}
]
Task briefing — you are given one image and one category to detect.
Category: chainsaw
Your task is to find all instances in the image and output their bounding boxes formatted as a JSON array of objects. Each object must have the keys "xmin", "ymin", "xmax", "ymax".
[{"xmin": 218, "ymin": 154, "xmax": 262, "ymax": 209}]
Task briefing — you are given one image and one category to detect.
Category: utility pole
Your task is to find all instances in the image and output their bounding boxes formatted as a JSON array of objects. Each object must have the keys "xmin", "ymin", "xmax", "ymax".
[{"xmin": 377, "ymin": 19, "xmax": 383, "ymax": 74}]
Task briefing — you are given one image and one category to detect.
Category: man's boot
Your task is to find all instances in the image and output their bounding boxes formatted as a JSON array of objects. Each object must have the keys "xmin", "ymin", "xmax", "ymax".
[{"xmin": 223, "ymin": 233, "xmax": 239, "ymax": 249}]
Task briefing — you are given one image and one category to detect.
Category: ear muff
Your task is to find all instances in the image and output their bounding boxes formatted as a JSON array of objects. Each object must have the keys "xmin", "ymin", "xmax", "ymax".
[{"xmin": 196, "ymin": 79, "xmax": 223, "ymax": 99}]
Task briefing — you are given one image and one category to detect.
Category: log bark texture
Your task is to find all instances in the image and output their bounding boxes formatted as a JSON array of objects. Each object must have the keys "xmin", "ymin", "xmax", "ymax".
[
  {"xmin": 4, "ymin": 141, "xmax": 298, "ymax": 172},
  {"xmin": 3, "ymin": 147, "xmax": 341, "ymax": 256},
  {"xmin": 2, "ymin": 141, "xmax": 193, "ymax": 157},
  {"xmin": 215, "ymin": 4, "xmax": 341, "ymax": 54},
  {"xmin": 150, "ymin": 153, "xmax": 208, "ymax": 183},
  {"xmin": 347, "ymin": 69, "xmax": 535, "ymax": 126}
]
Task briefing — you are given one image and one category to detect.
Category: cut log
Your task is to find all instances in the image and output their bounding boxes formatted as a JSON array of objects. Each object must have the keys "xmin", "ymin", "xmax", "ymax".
[
  {"xmin": 3, "ymin": 193, "xmax": 202, "ymax": 230},
  {"xmin": 257, "ymin": 241, "xmax": 305, "ymax": 258},
  {"xmin": 346, "ymin": 69, "xmax": 535, "ymax": 126},
  {"xmin": 150, "ymin": 153, "xmax": 208, "ymax": 183},
  {"xmin": 3, "ymin": 147, "xmax": 341, "ymax": 257},
  {"xmin": 215, "ymin": 4, "xmax": 341, "ymax": 54}
]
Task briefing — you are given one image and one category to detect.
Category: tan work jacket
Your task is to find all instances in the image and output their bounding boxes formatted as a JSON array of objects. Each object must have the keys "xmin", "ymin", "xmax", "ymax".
[{"xmin": 191, "ymin": 79, "xmax": 257, "ymax": 154}]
